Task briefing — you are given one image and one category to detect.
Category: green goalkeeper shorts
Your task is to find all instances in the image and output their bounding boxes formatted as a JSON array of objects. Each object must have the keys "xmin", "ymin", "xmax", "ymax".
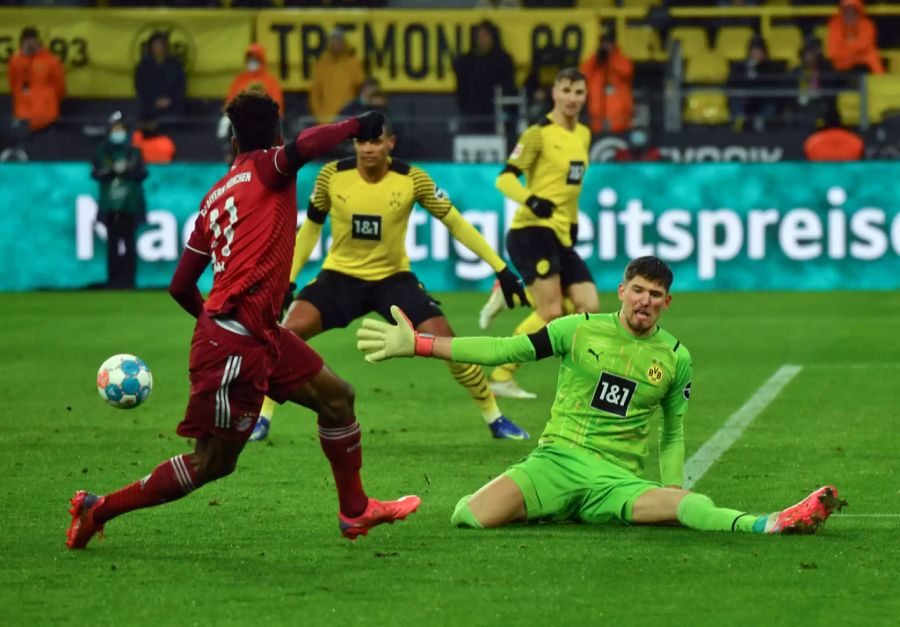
[{"xmin": 504, "ymin": 444, "xmax": 660, "ymax": 524}]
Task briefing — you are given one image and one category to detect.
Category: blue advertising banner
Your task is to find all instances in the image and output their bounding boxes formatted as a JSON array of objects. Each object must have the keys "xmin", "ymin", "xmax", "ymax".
[{"xmin": 1, "ymin": 161, "xmax": 899, "ymax": 292}]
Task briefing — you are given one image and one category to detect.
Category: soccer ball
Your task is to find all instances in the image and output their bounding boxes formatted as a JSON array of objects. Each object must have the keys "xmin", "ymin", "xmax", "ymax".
[{"xmin": 96, "ymin": 354, "xmax": 153, "ymax": 409}]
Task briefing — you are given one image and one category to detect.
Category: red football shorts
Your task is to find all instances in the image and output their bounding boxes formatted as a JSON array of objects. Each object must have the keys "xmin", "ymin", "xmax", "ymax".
[{"xmin": 177, "ymin": 313, "xmax": 324, "ymax": 442}]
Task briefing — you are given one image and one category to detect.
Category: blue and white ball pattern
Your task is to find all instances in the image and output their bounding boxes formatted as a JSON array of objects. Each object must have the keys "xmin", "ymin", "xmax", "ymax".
[{"xmin": 97, "ymin": 354, "xmax": 153, "ymax": 409}]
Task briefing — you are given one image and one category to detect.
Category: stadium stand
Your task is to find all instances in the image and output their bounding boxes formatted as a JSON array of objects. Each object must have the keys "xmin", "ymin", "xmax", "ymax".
[{"xmin": 2, "ymin": 2, "xmax": 900, "ymax": 160}]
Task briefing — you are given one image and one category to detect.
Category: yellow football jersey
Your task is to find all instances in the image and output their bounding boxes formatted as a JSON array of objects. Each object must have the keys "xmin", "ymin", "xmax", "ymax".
[
  {"xmin": 505, "ymin": 116, "xmax": 591, "ymax": 246},
  {"xmin": 310, "ymin": 157, "xmax": 453, "ymax": 281}
]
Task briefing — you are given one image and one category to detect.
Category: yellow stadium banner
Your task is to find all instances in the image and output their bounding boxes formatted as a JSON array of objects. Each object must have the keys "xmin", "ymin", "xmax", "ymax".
[
  {"xmin": 256, "ymin": 9, "xmax": 604, "ymax": 92},
  {"xmin": 0, "ymin": 9, "xmax": 253, "ymax": 98}
]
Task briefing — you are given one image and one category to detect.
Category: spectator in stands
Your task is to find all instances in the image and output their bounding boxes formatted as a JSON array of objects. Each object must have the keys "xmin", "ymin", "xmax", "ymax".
[
  {"xmin": 132, "ymin": 114, "xmax": 175, "ymax": 164},
  {"xmin": 792, "ymin": 36, "xmax": 837, "ymax": 129},
  {"xmin": 613, "ymin": 127, "xmax": 663, "ymax": 162},
  {"xmin": 135, "ymin": 32, "xmax": 186, "ymax": 119},
  {"xmin": 225, "ymin": 43, "xmax": 284, "ymax": 115},
  {"xmin": 217, "ymin": 43, "xmax": 285, "ymax": 146},
  {"xmin": 453, "ymin": 20, "xmax": 516, "ymax": 134},
  {"xmin": 7, "ymin": 27, "xmax": 65, "ymax": 133},
  {"xmin": 827, "ymin": 0, "xmax": 884, "ymax": 75},
  {"xmin": 310, "ymin": 28, "xmax": 365, "ymax": 123},
  {"xmin": 92, "ymin": 112, "xmax": 148, "ymax": 290},
  {"xmin": 804, "ymin": 108, "xmax": 864, "ymax": 161},
  {"xmin": 727, "ymin": 35, "xmax": 784, "ymax": 132},
  {"xmin": 579, "ymin": 29, "xmax": 634, "ymax": 134},
  {"xmin": 339, "ymin": 78, "xmax": 388, "ymax": 117}
]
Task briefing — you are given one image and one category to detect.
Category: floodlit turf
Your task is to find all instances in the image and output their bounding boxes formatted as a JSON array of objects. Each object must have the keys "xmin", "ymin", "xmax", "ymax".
[{"xmin": 1, "ymin": 291, "xmax": 898, "ymax": 626}]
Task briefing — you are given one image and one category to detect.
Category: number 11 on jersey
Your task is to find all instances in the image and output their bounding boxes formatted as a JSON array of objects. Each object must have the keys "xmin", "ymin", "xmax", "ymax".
[{"xmin": 210, "ymin": 196, "xmax": 239, "ymax": 273}]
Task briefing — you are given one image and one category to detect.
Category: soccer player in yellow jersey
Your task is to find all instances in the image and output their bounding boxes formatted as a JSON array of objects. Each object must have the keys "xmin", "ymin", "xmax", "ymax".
[
  {"xmin": 483, "ymin": 67, "xmax": 600, "ymax": 400},
  {"xmin": 251, "ymin": 113, "xmax": 531, "ymax": 441}
]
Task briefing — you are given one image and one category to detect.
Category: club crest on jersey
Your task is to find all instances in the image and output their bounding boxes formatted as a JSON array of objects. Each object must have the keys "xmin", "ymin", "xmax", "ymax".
[
  {"xmin": 236, "ymin": 413, "xmax": 256, "ymax": 432},
  {"xmin": 390, "ymin": 191, "xmax": 403, "ymax": 211},
  {"xmin": 647, "ymin": 363, "xmax": 664, "ymax": 384}
]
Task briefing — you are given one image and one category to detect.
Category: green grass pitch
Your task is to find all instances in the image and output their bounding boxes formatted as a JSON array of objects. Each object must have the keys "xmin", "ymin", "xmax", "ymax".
[{"xmin": 1, "ymin": 291, "xmax": 898, "ymax": 626}]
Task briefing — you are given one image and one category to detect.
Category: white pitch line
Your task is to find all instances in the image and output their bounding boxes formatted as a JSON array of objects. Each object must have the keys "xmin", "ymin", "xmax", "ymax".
[{"xmin": 683, "ymin": 365, "xmax": 803, "ymax": 489}]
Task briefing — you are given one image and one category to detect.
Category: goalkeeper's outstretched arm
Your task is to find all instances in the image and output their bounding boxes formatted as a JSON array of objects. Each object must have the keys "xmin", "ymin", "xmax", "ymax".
[{"xmin": 356, "ymin": 305, "xmax": 549, "ymax": 365}]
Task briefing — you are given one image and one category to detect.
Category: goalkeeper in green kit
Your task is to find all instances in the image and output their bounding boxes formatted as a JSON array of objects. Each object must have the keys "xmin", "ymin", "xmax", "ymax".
[{"xmin": 357, "ymin": 256, "xmax": 845, "ymax": 534}]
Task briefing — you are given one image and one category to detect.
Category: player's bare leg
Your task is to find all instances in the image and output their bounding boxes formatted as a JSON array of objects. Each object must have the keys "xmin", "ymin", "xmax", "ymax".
[
  {"xmin": 283, "ymin": 299, "xmax": 324, "ymax": 341},
  {"xmin": 252, "ymin": 299, "xmax": 325, "ymax": 442},
  {"xmin": 418, "ymin": 316, "xmax": 529, "ymax": 439},
  {"xmin": 452, "ymin": 475, "xmax": 527, "ymax": 529},
  {"xmin": 628, "ymin": 485, "xmax": 845, "ymax": 534},
  {"xmin": 490, "ymin": 275, "xmax": 564, "ymax": 400},
  {"xmin": 563, "ymin": 280, "xmax": 600, "ymax": 314},
  {"xmin": 287, "ymin": 365, "xmax": 420, "ymax": 539},
  {"xmin": 67, "ymin": 435, "xmax": 242, "ymax": 549}
]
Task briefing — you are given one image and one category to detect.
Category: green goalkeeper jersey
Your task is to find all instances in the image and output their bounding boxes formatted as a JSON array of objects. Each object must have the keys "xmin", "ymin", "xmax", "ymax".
[{"xmin": 450, "ymin": 312, "xmax": 692, "ymax": 486}]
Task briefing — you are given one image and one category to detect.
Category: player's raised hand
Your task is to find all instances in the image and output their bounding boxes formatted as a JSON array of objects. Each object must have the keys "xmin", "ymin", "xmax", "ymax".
[
  {"xmin": 357, "ymin": 305, "xmax": 417, "ymax": 363},
  {"xmin": 526, "ymin": 195, "xmax": 556, "ymax": 219},
  {"xmin": 354, "ymin": 111, "xmax": 386, "ymax": 142},
  {"xmin": 496, "ymin": 267, "xmax": 528, "ymax": 308}
]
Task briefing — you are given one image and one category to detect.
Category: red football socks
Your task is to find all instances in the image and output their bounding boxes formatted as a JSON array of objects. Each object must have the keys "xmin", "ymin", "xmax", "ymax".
[
  {"xmin": 94, "ymin": 454, "xmax": 199, "ymax": 524},
  {"xmin": 318, "ymin": 420, "xmax": 368, "ymax": 518}
]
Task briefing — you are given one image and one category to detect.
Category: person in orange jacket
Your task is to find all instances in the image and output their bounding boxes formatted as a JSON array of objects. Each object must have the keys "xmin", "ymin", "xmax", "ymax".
[
  {"xmin": 827, "ymin": 0, "xmax": 885, "ymax": 74},
  {"xmin": 579, "ymin": 30, "xmax": 633, "ymax": 134},
  {"xmin": 225, "ymin": 43, "xmax": 284, "ymax": 115},
  {"xmin": 132, "ymin": 114, "xmax": 175, "ymax": 164},
  {"xmin": 7, "ymin": 27, "xmax": 66, "ymax": 132},
  {"xmin": 218, "ymin": 44, "xmax": 285, "ymax": 144},
  {"xmin": 804, "ymin": 109, "xmax": 865, "ymax": 161}
]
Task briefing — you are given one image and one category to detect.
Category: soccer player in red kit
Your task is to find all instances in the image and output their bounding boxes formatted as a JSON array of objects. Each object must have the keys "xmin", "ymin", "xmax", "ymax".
[{"xmin": 66, "ymin": 92, "xmax": 420, "ymax": 549}]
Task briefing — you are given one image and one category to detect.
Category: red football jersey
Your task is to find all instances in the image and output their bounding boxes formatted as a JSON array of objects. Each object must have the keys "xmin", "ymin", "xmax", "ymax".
[{"xmin": 186, "ymin": 149, "xmax": 295, "ymax": 345}]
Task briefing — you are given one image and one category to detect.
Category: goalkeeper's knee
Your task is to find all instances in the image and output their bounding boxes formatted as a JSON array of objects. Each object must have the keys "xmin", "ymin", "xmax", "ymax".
[{"xmin": 451, "ymin": 495, "xmax": 484, "ymax": 529}]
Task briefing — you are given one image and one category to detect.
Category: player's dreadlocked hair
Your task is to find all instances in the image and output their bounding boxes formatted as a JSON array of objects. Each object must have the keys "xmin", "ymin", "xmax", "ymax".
[
  {"xmin": 224, "ymin": 90, "xmax": 281, "ymax": 153},
  {"xmin": 624, "ymin": 256, "xmax": 674, "ymax": 291},
  {"xmin": 555, "ymin": 67, "xmax": 586, "ymax": 84}
]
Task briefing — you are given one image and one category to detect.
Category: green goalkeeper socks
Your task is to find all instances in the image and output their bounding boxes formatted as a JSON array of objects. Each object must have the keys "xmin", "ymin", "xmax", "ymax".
[{"xmin": 676, "ymin": 493, "xmax": 762, "ymax": 533}]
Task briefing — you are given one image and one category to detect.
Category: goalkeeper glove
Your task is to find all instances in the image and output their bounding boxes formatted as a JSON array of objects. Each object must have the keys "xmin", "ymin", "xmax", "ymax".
[
  {"xmin": 356, "ymin": 305, "xmax": 435, "ymax": 363},
  {"xmin": 525, "ymin": 195, "xmax": 555, "ymax": 219},
  {"xmin": 495, "ymin": 266, "xmax": 528, "ymax": 308}
]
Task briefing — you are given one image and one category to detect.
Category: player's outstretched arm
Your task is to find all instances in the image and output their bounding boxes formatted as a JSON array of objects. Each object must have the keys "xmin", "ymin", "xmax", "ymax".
[
  {"xmin": 439, "ymin": 209, "xmax": 528, "ymax": 307},
  {"xmin": 269, "ymin": 111, "xmax": 385, "ymax": 181},
  {"xmin": 356, "ymin": 306, "xmax": 540, "ymax": 365}
]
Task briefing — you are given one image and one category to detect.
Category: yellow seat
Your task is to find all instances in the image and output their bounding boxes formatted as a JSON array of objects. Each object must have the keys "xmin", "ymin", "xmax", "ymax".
[
  {"xmin": 881, "ymin": 50, "xmax": 900, "ymax": 74},
  {"xmin": 685, "ymin": 52, "xmax": 730, "ymax": 84},
  {"xmin": 767, "ymin": 25, "xmax": 803, "ymax": 66},
  {"xmin": 867, "ymin": 74, "xmax": 900, "ymax": 123},
  {"xmin": 620, "ymin": 26, "xmax": 664, "ymax": 62},
  {"xmin": 669, "ymin": 27, "xmax": 709, "ymax": 60},
  {"xmin": 715, "ymin": 27, "xmax": 754, "ymax": 62},
  {"xmin": 838, "ymin": 92, "xmax": 860, "ymax": 126},
  {"xmin": 683, "ymin": 90, "xmax": 730, "ymax": 125}
]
